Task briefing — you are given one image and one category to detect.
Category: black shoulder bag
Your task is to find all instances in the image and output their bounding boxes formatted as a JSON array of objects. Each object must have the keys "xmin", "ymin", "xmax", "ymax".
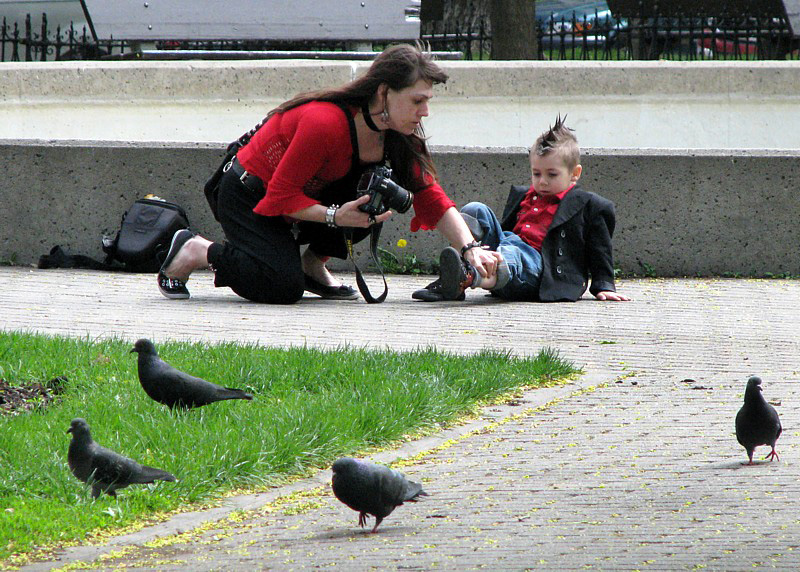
[{"xmin": 204, "ymin": 115, "xmax": 270, "ymax": 221}]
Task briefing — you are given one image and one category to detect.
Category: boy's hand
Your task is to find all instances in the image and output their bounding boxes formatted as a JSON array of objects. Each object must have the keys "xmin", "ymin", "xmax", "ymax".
[{"xmin": 595, "ymin": 291, "xmax": 630, "ymax": 301}]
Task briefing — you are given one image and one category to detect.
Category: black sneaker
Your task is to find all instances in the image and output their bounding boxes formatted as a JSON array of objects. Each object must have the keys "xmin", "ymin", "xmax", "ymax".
[
  {"xmin": 438, "ymin": 247, "xmax": 476, "ymax": 301},
  {"xmin": 412, "ymin": 278, "xmax": 466, "ymax": 302},
  {"xmin": 158, "ymin": 271, "xmax": 190, "ymax": 300},
  {"xmin": 160, "ymin": 229, "xmax": 195, "ymax": 277},
  {"xmin": 157, "ymin": 229, "xmax": 194, "ymax": 300}
]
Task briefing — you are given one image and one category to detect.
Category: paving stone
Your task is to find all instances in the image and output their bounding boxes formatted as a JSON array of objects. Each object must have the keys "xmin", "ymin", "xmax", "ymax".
[{"xmin": 3, "ymin": 268, "xmax": 800, "ymax": 570}]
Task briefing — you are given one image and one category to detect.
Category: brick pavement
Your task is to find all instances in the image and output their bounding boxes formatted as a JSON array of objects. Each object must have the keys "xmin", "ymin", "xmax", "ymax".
[{"xmin": 3, "ymin": 268, "xmax": 800, "ymax": 570}]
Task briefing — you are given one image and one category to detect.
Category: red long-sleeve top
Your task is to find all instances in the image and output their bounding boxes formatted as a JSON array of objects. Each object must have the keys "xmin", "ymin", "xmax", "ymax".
[{"xmin": 236, "ymin": 101, "xmax": 454, "ymax": 231}]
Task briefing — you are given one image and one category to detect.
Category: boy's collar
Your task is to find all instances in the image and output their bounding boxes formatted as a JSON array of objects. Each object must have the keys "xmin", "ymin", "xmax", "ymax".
[{"xmin": 529, "ymin": 183, "xmax": 577, "ymax": 200}]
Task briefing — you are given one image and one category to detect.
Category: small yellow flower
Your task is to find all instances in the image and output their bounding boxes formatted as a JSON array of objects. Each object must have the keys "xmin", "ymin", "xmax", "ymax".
[{"xmin": 397, "ymin": 239, "xmax": 408, "ymax": 248}]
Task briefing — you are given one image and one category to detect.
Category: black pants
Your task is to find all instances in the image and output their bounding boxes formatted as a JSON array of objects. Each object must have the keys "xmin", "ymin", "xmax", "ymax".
[{"xmin": 207, "ymin": 170, "xmax": 368, "ymax": 304}]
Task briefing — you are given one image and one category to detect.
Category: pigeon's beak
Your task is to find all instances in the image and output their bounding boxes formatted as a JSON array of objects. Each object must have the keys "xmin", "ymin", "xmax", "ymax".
[
  {"xmin": 129, "ymin": 348, "xmax": 137, "ymax": 354},
  {"xmin": 66, "ymin": 427, "xmax": 73, "ymax": 434}
]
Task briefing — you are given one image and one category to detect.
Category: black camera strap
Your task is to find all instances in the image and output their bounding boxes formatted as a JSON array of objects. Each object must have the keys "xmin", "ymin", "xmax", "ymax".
[{"xmin": 344, "ymin": 224, "xmax": 387, "ymax": 304}]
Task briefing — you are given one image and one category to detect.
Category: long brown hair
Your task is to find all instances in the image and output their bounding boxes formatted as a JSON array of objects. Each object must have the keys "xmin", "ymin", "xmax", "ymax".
[{"xmin": 270, "ymin": 43, "xmax": 449, "ymax": 192}]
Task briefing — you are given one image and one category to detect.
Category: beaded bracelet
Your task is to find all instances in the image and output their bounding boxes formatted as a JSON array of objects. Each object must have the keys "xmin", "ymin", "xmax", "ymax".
[
  {"xmin": 325, "ymin": 204, "xmax": 340, "ymax": 228},
  {"xmin": 460, "ymin": 241, "xmax": 482, "ymax": 257}
]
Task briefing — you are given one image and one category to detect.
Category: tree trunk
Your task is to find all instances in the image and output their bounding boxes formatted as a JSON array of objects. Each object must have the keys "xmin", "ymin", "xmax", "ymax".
[{"xmin": 489, "ymin": 0, "xmax": 537, "ymax": 60}]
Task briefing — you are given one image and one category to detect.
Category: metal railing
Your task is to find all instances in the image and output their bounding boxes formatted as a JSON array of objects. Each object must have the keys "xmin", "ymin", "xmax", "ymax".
[
  {"xmin": 421, "ymin": 9, "xmax": 799, "ymax": 61},
  {"xmin": 1, "ymin": 14, "xmax": 126, "ymax": 61},
  {"xmin": 2, "ymin": 10, "xmax": 798, "ymax": 62}
]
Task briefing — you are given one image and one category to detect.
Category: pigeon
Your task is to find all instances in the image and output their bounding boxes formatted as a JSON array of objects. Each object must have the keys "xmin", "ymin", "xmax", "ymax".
[
  {"xmin": 331, "ymin": 457, "xmax": 428, "ymax": 533},
  {"xmin": 131, "ymin": 338, "xmax": 253, "ymax": 409},
  {"xmin": 67, "ymin": 418, "xmax": 176, "ymax": 498},
  {"xmin": 735, "ymin": 376, "xmax": 782, "ymax": 465}
]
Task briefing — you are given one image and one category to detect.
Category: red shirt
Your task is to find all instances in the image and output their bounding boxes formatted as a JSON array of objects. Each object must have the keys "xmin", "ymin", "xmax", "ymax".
[
  {"xmin": 237, "ymin": 101, "xmax": 454, "ymax": 231},
  {"xmin": 513, "ymin": 184, "xmax": 575, "ymax": 251}
]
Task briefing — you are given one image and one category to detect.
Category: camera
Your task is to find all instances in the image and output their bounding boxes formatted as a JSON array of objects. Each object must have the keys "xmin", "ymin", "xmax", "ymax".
[{"xmin": 356, "ymin": 166, "xmax": 413, "ymax": 216}]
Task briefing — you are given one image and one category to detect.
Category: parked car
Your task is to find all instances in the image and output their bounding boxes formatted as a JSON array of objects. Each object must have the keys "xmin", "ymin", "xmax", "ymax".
[
  {"xmin": 697, "ymin": 17, "xmax": 800, "ymax": 59},
  {"xmin": 536, "ymin": 1, "xmax": 627, "ymax": 50}
]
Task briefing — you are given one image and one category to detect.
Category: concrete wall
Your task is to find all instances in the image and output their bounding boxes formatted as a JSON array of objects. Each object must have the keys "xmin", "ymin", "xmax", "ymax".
[
  {"xmin": 2, "ymin": 139, "xmax": 798, "ymax": 277},
  {"xmin": 2, "ymin": 60, "xmax": 800, "ymax": 149}
]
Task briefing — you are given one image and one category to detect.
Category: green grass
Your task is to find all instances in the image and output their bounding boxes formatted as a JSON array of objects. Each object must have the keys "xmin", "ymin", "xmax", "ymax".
[{"xmin": 0, "ymin": 332, "xmax": 577, "ymax": 565}]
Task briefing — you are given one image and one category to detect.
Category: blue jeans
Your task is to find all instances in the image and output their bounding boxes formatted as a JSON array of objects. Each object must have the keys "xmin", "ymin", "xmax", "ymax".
[{"xmin": 461, "ymin": 202, "xmax": 543, "ymax": 301}]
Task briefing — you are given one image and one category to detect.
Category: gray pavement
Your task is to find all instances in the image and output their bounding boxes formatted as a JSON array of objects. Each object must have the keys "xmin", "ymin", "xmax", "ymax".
[{"xmin": 3, "ymin": 267, "xmax": 800, "ymax": 570}]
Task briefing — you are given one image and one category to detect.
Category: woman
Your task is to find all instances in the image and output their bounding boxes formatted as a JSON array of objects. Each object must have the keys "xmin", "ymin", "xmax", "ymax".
[{"xmin": 158, "ymin": 43, "xmax": 499, "ymax": 304}]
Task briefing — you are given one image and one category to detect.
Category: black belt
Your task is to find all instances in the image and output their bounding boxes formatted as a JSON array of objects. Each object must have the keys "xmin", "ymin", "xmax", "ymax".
[{"xmin": 226, "ymin": 156, "xmax": 265, "ymax": 196}]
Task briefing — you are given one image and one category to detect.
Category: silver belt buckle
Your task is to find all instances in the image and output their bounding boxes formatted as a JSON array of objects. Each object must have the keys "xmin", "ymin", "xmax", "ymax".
[{"xmin": 222, "ymin": 159, "xmax": 233, "ymax": 173}]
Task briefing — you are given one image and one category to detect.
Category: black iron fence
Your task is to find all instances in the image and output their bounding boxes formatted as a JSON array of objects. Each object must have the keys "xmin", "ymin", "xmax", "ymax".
[
  {"xmin": 422, "ymin": 9, "xmax": 799, "ymax": 61},
  {"xmin": 2, "ymin": 9, "xmax": 798, "ymax": 62},
  {"xmin": 0, "ymin": 14, "xmax": 125, "ymax": 61}
]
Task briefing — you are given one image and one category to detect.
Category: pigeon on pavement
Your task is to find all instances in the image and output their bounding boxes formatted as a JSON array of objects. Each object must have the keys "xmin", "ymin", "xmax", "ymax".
[
  {"xmin": 67, "ymin": 418, "xmax": 176, "ymax": 498},
  {"xmin": 735, "ymin": 376, "xmax": 782, "ymax": 465},
  {"xmin": 131, "ymin": 338, "xmax": 253, "ymax": 409},
  {"xmin": 331, "ymin": 457, "xmax": 428, "ymax": 532}
]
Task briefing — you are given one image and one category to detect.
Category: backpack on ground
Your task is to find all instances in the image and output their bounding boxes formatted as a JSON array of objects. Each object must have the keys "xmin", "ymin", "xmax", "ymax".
[{"xmin": 39, "ymin": 196, "xmax": 190, "ymax": 273}]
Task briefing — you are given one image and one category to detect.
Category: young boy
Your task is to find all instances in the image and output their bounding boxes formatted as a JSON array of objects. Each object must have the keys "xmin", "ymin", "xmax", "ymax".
[{"xmin": 413, "ymin": 115, "xmax": 629, "ymax": 302}]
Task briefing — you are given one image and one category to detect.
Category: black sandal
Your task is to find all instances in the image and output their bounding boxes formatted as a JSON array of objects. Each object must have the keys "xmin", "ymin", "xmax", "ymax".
[{"xmin": 303, "ymin": 273, "xmax": 359, "ymax": 300}]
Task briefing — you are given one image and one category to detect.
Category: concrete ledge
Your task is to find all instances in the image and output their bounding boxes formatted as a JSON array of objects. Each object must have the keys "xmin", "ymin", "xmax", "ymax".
[
  {"xmin": 2, "ymin": 60, "xmax": 800, "ymax": 148},
  {"xmin": 3, "ymin": 59, "xmax": 799, "ymax": 101},
  {"xmin": 2, "ymin": 139, "xmax": 798, "ymax": 277}
]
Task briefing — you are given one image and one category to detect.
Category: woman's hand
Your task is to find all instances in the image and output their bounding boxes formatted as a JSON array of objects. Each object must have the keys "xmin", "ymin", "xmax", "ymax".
[
  {"xmin": 335, "ymin": 194, "xmax": 394, "ymax": 228},
  {"xmin": 464, "ymin": 246, "xmax": 503, "ymax": 279}
]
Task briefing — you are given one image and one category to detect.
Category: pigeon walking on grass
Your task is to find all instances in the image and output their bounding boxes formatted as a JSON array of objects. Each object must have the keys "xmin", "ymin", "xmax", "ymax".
[
  {"xmin": 735, "ymin": 376, "xmax": 782, "ymax": 465},
  {"xmin": 131, "ymin": 338, "xmax": 253, "ymax": 409},
  {"xmin": 331, "ymin": 457, "xmax": 428, "ymax": 533},
  {"xmin": 67, "ymin": 418, "xmax": 176, "ymax": 498}
]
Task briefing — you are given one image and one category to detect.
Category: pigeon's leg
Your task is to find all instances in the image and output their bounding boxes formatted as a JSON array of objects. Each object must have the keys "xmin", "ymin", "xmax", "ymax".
[
  {"xmin": 358, "ymin": 512, "xmax": 368, "ymax": 528},
  {"xmin": 91, "ymin": 485, "xmax": 102, "ymax": 499},
  {"xmin": 765, "ymin": 447, "xmax": 780, "ymax": 462},
  {"xmin": 370, "ymin": 517, "xmax": 383, "ymax": 533}
]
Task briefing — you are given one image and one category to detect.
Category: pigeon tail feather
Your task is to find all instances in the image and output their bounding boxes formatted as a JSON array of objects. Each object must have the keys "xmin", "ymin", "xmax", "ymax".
[
  {"xmin": 219, "ymin": 388, "xmax": 254, "ymax": 401},
  {"xmin": 132, "ymin": 466, "xmax": 177, "ymax": 484}
]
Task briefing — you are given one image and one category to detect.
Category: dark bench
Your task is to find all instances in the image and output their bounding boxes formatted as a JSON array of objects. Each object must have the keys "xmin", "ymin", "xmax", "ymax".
[{"xmin": 78, "ymin": 0, "xmax": 461, "ymax": 59}]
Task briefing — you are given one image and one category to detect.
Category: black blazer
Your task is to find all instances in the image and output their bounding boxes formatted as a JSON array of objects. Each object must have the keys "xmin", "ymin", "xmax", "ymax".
[{"xmin": 500, "ymin": 184, "xmax": 617, "ymax": 302}]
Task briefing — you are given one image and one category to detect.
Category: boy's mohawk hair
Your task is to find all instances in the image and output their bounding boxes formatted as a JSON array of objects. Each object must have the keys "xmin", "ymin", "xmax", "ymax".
[
  {"xmin": 541, "ymin": 114, "xmax": 569, "ymax": 150},
  {"xmin": 533, "ymin": 113, "xmax": 580, "ymax": 166}
]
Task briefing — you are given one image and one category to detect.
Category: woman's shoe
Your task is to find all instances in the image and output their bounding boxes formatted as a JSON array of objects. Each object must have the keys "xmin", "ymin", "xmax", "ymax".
[
  {"xmin": 160, "ymin": 229, "xmax": 195, "ymax": 276},
  {"xmin": 157, "ymin": 229, "xmax": 195, "ymax": 300},
  {"xmin": 303, "ymin": 273, "xmax": 359, "ymax": 300},
  {"xmin": 158, "ymin": 272, "xmax": 190, "ymax": 299}
]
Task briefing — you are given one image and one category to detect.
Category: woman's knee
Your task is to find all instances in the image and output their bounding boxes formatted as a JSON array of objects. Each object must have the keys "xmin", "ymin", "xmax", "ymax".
[
  {"xmin": 227, "ymin": 265, "xmax": 305, "ymax": 304},
  {"xmin": 235, "ymin": 278, "xmax": 304, "ymax": 304}
]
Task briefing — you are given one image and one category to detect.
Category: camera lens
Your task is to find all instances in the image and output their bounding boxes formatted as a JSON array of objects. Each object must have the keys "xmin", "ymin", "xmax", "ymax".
[{"xmin": 381, "ymin": 180, "xmax": 413, "ymax": 213}]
